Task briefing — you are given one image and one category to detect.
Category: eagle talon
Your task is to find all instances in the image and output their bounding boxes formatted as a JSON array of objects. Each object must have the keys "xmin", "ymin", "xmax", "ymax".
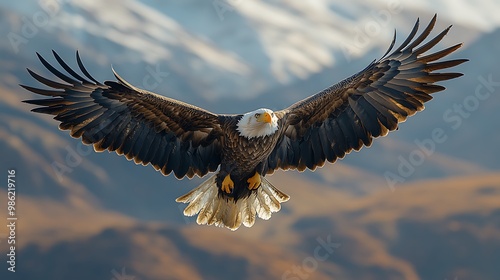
[
  {"xmin": 247, "ymin": 172, "xmax": 261, "ymax": 190},
  {"xmin": 222, "ymin": 174, "xmax": 234, "ymax": 193}
]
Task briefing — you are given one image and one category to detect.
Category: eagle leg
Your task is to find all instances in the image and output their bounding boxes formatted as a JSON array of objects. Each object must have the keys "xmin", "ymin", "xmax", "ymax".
[
  {"xmin": 247, "ymin": 172, "xmax": 261, "ymax": 190},
  {"xmin": 221, "ymin": 174, "xmax": 234, "ymax": 194}
]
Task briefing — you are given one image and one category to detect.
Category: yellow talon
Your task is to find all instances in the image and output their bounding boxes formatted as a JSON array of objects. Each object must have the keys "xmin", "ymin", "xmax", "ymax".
[
  {"xmin": 222, "ymin": 174, "xmax": 234, "ymax": 194},
  {"xmin": 247, "ymin": 172, "xmax": 261, "ymax": 190}
]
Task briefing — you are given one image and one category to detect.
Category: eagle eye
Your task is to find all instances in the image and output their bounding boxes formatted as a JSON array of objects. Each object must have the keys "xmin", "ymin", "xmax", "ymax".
[{"xmin": 254, "ymin": 113, "xmax": 261, "ymax": 118}]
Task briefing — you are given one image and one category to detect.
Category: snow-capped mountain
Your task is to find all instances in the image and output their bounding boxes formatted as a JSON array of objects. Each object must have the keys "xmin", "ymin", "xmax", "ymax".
[{"xmin": 3, "ymin": 0, "xmax": 500, "ymax": 100}]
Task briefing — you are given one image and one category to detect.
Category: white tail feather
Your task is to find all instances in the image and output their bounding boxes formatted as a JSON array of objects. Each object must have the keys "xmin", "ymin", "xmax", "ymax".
[{"xmin": 176, "ymin": 174, "xmax": 289, "ymax": 231}]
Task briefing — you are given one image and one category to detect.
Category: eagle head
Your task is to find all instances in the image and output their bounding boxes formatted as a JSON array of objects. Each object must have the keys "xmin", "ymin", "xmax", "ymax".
[{"xmin": 237, "ymin": 108, "xmax": 279, "ymax": 139}]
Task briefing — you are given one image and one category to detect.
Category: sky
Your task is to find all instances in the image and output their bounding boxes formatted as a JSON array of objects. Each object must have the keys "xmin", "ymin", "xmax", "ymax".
[{"xmin": 0, "ymin": 1, "xmax": 499, "ymax": 279}]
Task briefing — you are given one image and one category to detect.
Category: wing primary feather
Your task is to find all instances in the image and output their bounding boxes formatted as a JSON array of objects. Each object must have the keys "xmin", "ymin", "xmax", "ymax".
[
  {"xmin": 30, "ymin": 106, "xmax": 62, "ymax": 115},
  {"xmin": 425, "ymin": 59, "xmax": 468, "ymax": 72},
  {"xmin": 20, "ymin": 85, "xmax": 64, "ymax": 97},
  {"xmin": 26, "ymin": 68, "xmax": 70, "ymax": 89},
  {"xmin": 52, "ymin": 50, "xmax": 95, "ymax": 85},
  {"xmin": 111, "ymin": 67, "xmax": 138, "ymax": 91},
  {"xmin": 424, "ymin": 72, "xmax": 464, "ymax": 83},
  {"xmin": 36, "ymin": 52, "xmax": 80, "ymax": 85},
  {"xmin": 22, "ymin": 98, "xmax": 66, "ymax": 107},
  {"xmin": 418, "ymin": 44, "xmax": 464, "ymax": 63},
  {"xmin": 381, "ymin": 30, "xmax": 397, "ymax": 58},
  {"xmin": 413, "ymin": 25, "xmax": 452, "ymax": 56},
  {"xmin": 402, "ymin": 14, "xmax": 437, "ymax": 52},
  {"xmin": 52, "ymin": 50, "xmax": 95, "ymax": 86},
  {"xmin": 392, "ymin": 17, "xmax": 420, "ymax": 54},
  {"xmin": 76, "ymin": 51, "xmax": 102, "ymax": 85}
]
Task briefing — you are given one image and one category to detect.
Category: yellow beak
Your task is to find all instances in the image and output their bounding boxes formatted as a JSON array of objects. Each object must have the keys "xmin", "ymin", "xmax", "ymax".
[{"xmin": 257, "ymin": 112, "xmax": 272, "ymax": 124}]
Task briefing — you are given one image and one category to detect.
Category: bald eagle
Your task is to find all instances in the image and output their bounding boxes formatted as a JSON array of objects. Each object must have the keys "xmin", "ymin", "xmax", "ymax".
[{"xmin": 23, "ymin": 15, "xmax": 466, "ymax": 230}]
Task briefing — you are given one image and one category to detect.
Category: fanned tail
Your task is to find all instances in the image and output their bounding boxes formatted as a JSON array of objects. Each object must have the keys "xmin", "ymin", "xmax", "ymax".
[{"xmin": 176, "ymin": 174, "xmax": 289, "ymax": 231}]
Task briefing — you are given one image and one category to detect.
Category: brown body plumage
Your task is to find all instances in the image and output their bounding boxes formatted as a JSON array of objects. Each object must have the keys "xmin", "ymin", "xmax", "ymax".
[
  {"xmin": 22, "ymin": 15, "xmax": 467, "ymax": 230},
  {"xmin": 216, "ymin": 116, "xmax": 283, "ymax": 200}
]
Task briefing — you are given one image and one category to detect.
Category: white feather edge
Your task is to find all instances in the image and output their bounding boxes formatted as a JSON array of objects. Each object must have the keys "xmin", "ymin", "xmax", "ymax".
[{"xmin": 176, "ymin": 174, "xmax": 289, "ymax": 231}]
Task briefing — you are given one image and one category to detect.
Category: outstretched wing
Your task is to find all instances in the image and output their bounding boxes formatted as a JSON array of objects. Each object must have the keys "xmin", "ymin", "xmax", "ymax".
[
  {"xmin": 264, "ymin": 15, "xmax": 468, "ymax": 174},
  {"xmin": 23, "ymin": 51, "xmax": 223, "ymax": 179}
]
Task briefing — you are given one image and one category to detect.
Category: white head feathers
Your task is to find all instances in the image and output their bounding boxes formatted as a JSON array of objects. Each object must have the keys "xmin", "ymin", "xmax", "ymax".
[{"xmin": 236, "ymin": 108, "xmax": 279, "ymax": 139}]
